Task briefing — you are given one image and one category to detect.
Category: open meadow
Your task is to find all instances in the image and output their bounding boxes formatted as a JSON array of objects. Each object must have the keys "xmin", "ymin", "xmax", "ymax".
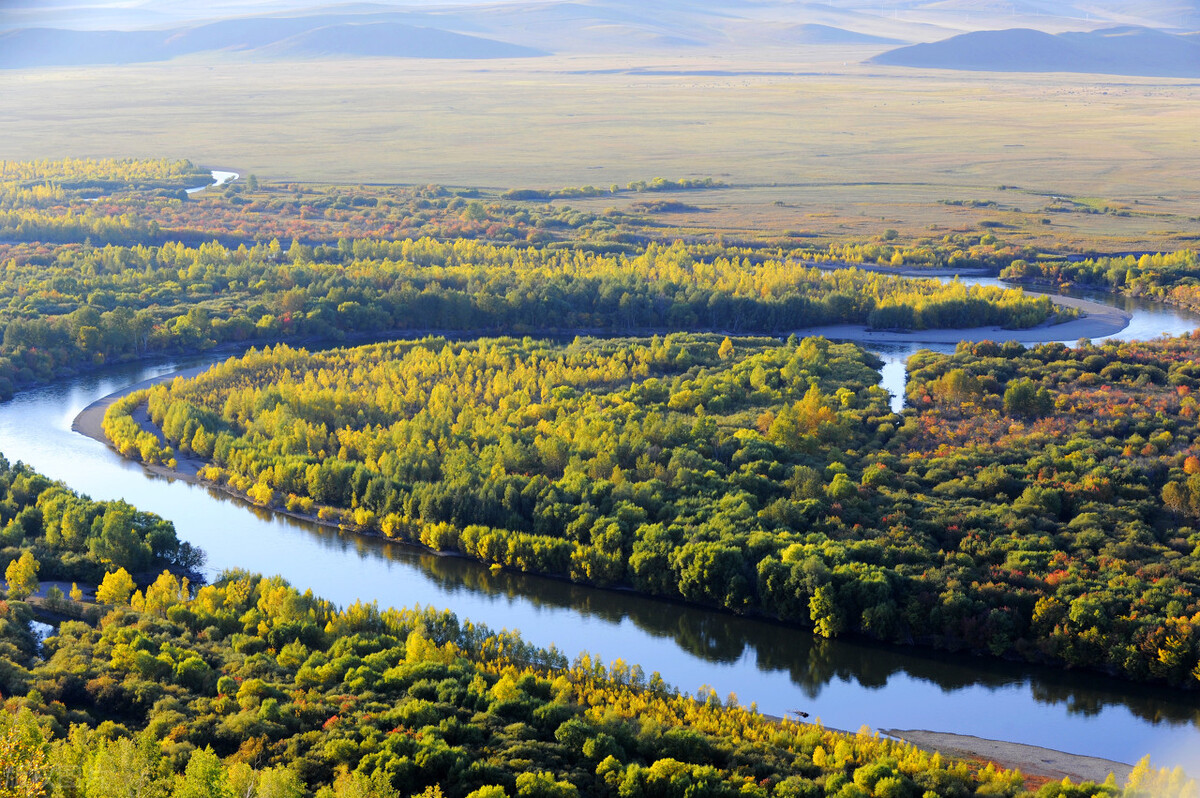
[{"xmin": 4, "ymin": 47, "xmax": 1199, "ymax": 251}]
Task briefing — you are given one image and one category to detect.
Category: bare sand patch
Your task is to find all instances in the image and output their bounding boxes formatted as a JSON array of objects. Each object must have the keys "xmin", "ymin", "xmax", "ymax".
[{"xmin": 883, "ymin": 729, "xmax": 1133, "ymax": 786}]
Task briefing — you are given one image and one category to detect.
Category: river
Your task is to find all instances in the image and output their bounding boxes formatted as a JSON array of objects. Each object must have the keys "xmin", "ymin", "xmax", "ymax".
[
  {"xmin": 185, "ymin": 170, "xmax": 239, "ymax": 195},
  {"xmin": 1, "ymin": 282, "xmax": 1199, "ymax": 772},
  {"xmin": 872, "ymin": 278, "xmax": 1200, "ymax": 412}
]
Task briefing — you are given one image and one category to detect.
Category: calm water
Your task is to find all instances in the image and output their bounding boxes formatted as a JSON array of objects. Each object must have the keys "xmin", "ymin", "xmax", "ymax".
[
  {"xmin": 185, "ymin": 170, "xmax": 239, "ymax": 195},
  {"xmin": 2, "ymin": 285, "xmax": 1200, "ymax": 771},
  {"xmin": 870, "ymin": 277, "xmax": 1200, "ymax": 412}
]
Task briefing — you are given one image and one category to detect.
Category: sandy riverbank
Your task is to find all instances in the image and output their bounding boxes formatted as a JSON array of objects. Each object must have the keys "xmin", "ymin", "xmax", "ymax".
[
  {"xmin": 883, "ymin": 729, "xmax": 1133, "ymax": 786},
  {"xmin": 72, "ymin": 365, "xmax": 212, "ymax": 485},
  {"xmin": 791, "ymin": 294, "xmax": 1129, "ymax": 345}
]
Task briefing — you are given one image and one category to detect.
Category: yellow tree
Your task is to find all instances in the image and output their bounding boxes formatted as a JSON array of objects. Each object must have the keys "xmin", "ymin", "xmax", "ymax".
[
  {"xmin": 4, "ymin": 552, "xmax": 39, "ymax": 601},
  {"xmin": 0, "ymin": 711, "xmax": 49, "ymax": 798},
  {"xmin": 96, "ymin": 568, "xmax": 136, "ymax": 605}
]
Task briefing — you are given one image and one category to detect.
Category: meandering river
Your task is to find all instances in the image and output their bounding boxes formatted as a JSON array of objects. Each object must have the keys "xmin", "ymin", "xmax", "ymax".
[
  {"xmin": 2, "ymin": 278, "xmax": 1199, "ymax": 772},
  {"xmin": 185, "ymin": 170, "xmax": 239, "ymax": 194}
]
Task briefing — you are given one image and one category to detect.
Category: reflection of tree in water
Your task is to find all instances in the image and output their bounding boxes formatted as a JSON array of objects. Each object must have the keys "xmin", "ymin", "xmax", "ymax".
[
  {"xmin": 411, "ymin": 539, "xmax": 1200, "ymax": 726},
  {"xmin": 1031, "ymin": 677, "xmax": 1200, "ymax": 726},
  {"xmin": 213, "ymin": 494, "xmax": 1200, "ymax": 732},
  {"xmin": 653, "ymin": 613, "xmax": 748, "ymax": 664}
]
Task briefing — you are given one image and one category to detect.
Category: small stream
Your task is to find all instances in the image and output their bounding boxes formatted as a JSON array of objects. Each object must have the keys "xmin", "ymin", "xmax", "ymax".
[{"xmin": 185, "ymin": 170, "xmax": 239, "ymax": 195}]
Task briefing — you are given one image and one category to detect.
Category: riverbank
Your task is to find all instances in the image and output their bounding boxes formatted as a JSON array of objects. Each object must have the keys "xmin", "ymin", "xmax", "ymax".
[
  {"xmin": 754, "ymin": 717, "xmax": 1133, "ymax": 786},
  {"xmin": 71, "ymin": 364, "xmax": 210, "ymax": 456},
  {"xmin": 789, "ymin": 294, "xmax": 1128, "ymax": 345},
  {"xmin": 807, "ymin": 261, "xmax": 995, "ymax": 280},
  {"xmin": 883, "ymin": 729, "xmax": 1133, "ymax": 786}
]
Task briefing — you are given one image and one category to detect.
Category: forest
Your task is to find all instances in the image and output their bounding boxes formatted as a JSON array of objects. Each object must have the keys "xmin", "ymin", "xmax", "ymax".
[
  {"xmin": 0, "ymin": 234, "xmax": 1059, "ymax": 402},
  {"xmin": 0, "ymin": 157, "xmax": 1078, "ymax": 403},
  {"xmin": 6, "ymin": 455, "xmax": 1187, "ymax": 798},
  {"xmin": 3, "ymin": 158, "xmax": 1200, "ymax": 795},
  {"xmin": 100, "ymin": 332, "xmax": 1200, "ymax": 686},
  {"xmin": 1002, "ymin": 251, "xmax": 1200, "ymax": 313},
  {"xmin": 0, "ymin": 159, "xmax": 1034, "ymax": 267}
]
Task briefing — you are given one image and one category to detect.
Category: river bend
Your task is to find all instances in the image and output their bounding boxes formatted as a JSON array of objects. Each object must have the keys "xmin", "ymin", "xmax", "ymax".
[{"xmin": 1, "ymin": 279, "xmax": 1198, "ymax": 772}]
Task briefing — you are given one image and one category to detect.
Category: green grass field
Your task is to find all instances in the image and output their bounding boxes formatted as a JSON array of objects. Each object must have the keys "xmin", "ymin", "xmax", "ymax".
[{"xmin": 5, "ymin": 50, "xmax": 1198, "ymax": 251}]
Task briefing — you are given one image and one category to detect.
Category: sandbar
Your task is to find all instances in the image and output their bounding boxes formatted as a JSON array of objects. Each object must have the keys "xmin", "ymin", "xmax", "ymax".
[{"xmin": 883, "ymin": 729, "xmax": 1133, "ymax": 786}]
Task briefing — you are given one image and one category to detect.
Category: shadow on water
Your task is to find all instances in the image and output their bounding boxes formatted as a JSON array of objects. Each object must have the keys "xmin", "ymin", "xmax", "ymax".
[{"xmin": 206, "ymin": 481, "xmax": 1200, "ymax": 730}]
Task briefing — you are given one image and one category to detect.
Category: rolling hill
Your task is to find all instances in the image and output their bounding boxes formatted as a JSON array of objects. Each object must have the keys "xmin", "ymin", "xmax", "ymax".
[
  {"xmin": 0, "ymin": 14, "xmax": 545, "ymax": 68},
  {"xmin": 3, "ymin": 0, "xmax": 1198, "ymax": 68},
  {"xmin": 871, "ymin": 25, "xmax": 1200, "ymax": 77},
  {"xmin": 776, "ymin": 23, "xmax": 902, "ymax": 45}
]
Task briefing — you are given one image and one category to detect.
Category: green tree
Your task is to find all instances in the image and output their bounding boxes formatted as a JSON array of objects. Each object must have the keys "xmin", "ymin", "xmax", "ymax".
[
  {"xmin": 175, "ymin": 748, "xmax": 233, "ymax": 798},
  {"xmin": 88, "ymin": 505, "xmax": 153, "ymax": 572},
  {"xmin": 809, "ymin": 585, "xmax": 846, "ymax": 638},
  {"xmin": 79, "ymin": 734, "xmax": 168, "ymax": 798},
  {"xmin": 1003, "ymin": 378, "xmax": 1052, "ymax": 417}
]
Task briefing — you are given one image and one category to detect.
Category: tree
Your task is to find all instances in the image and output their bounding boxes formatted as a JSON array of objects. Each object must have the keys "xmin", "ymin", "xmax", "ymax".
[
  {"xmin": 44, "ymin": 586, "xmax": 64, "ymax": 611},
  {"xmin": 4, "ymin": 552, "xmax": 39, "ymax": 601},
  {"xmin": 0, "ymin": 710, "xmax": 50, "ymax": 798},
  {"xmin": 1003, "ymin": 378, "xmax": 1052, "ymax": 417},
  {"xmin": 934, "ymin": 368, "xmax": 982, "ymax": 402},
  {"xmin": 175, "ymin": 748, "xmax": 233, "ymax": 798},
  {"xmin": 79, "ymin": 735, "xmax": 167, "ymax": 798},
  {"xmin": 717, "ymin": 337, "xmax": 734, "ymax": 360},
  {"xmin": 88, "ymin": 505, "xmax": 153, "ymax": 572},
  {"xmin": 809, "ymin": 585, "xmax": 846, "ymax": 638},
  {"xmin": 96, "ymin": 568, "xmax": 136, "ymax": 606}
]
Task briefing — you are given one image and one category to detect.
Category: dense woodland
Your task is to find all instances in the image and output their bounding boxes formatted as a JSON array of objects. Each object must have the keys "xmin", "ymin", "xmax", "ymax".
[
  {"xmin": 3, "ymin": 158, "xmax": 1200, "ymax": 795},
  {"xmin": 0, "ymin": 159, "xmax": 1034, "ymax": 266},
  {"xmin": 6, "ymin": 457, "xmax": 1190, "ymax": 798},
  {"xmin": 0, "ymin": 235, "xmax": 1059, "ymax": 402},
  {"xmin": 0, "ymin": 158, "xmax": 212, "ymax": 200},
  {"xmin": 0, "ymin": 456, "xmax": 197, "ymax": 586},
  {"xmin": 1002, "ymin": 251, "xmax": 1200, "ymax": 312},
  {"xmin": 102, "ymin": 333, "xmax": 1200, "ymax": 686},
  {"xmin": 0, "ymin": 157, "xmax": 1073, "ymax": 402}
]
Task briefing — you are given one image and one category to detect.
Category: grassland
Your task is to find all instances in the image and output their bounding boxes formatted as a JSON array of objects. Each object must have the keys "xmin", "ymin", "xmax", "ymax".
[{"xmin": 3, "ymin": 48, "xmax": 1199, "ymax": 252}]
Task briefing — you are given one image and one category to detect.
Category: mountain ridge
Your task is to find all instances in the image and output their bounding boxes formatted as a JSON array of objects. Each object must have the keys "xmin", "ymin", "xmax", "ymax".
[
  {"xmin": 871, "ymin": 24, "xmax": 1200, "ymax": 77},
  {"xmin": 0, "ymin": 14, "xmax": 545, "ymax": 68}
]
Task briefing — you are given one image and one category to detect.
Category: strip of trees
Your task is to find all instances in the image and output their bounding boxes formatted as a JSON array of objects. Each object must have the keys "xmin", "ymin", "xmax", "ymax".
[{"xmin": 108, "ymin": 333, "xmax": 1200, "ymax": 686}]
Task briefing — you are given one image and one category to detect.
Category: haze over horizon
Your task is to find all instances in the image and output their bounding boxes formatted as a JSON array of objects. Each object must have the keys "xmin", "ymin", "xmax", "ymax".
[{"xmin": 4, "ymin": 0, "xmax": 1197, "ymax": 36}]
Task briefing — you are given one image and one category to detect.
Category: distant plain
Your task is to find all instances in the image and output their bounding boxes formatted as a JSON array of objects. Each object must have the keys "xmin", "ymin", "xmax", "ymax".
[{"xmin": 4, "ymin": 0, "xmax": 1200, "ymax": 252}]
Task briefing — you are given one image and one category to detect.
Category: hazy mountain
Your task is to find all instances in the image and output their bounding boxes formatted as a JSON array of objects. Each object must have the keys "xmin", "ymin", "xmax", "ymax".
[
  {"xmin": 820, "ymin": 0, "xmax": 1200, "ymax": 32},
  {"xmin": 775, "ymin": 23, "xmax": 902, "ymax": 45},
  {"xmin": 871, "ymin": 25, "xmax": 1200, "ymax": 77},
  {"xmin": 0, "ymin": 14, "xmax": 544, "ymax": 67},
  {"xmin": 0, "ymin": 28, "xmax": 168, "ymax": 67},
  {"xmin": 2, "ymin": 0, "xmax": 1197, "ymax": 66},
  {"xmin": 4, "ymin": 0, "xmax": 1197, "ymax": 36},
  {"xmin": 255, "ymin": 21, "xmax": 544, "ymax": 58}
]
